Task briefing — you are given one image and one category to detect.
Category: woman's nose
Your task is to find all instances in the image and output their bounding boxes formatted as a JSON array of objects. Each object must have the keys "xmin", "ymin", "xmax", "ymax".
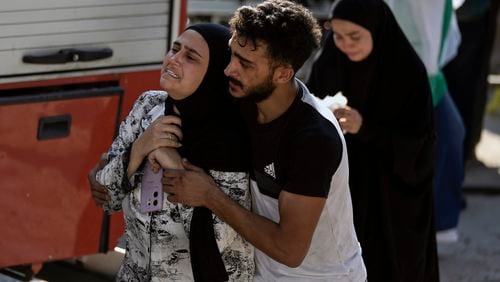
[
  {"xmin": 168, "ymin": 51, "xmax": 183, "ymax": 65},
  {"xmin": 345, "ymin": 39, "xmax": 355, "ymax": 49},
  {"xmin": 171, "ymin": 53, "xmax": 181, "ymax": 64}
]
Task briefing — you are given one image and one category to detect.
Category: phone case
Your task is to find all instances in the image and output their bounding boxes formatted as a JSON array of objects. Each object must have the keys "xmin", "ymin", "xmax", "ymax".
[{"xmin": 140, "ymin": 162, "xmax": 163, "ymax": 213}]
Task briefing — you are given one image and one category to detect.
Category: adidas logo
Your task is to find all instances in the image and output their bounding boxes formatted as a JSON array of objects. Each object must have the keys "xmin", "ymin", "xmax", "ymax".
[{"xmin": 264, "ymin": 163, "xmax": 276, "ymax": 178}]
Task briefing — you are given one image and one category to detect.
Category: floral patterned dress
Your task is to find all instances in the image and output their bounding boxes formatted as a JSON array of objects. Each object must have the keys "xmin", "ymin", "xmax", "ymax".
[{"xmin": 96, "ymin": 91, "xmax": 254, "ymax": 281}]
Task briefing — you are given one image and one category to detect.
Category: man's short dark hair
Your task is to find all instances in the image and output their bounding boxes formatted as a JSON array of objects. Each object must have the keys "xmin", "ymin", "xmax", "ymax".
[{"xmin": 229, "ymin": 0, "xmax": 322, "ymax": 73}]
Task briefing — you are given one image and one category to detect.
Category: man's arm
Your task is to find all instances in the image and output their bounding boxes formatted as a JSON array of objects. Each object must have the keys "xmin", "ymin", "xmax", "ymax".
[
  {"xmin": 210, "ymin": 186, "xmax": 326, "ymax": 267},
  {"xmin": 164, "ymin": 160, "xmax": 326, "ymax": 267},
  {"xmin": 88, "ymin": 153, "xmax": 110, "ymax": 207}
]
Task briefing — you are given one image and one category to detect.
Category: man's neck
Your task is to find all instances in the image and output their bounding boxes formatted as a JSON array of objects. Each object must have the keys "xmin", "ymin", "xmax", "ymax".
[{"xmin": 255, "ymin": 80, "xmax": 299, "ymax": 124}]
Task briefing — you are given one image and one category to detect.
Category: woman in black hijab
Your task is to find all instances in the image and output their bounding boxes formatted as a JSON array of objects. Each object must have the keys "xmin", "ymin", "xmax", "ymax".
[
  {"xmin": 307, "ymin": 0, "xmax": 439, "ymax": 281},
  {"xmin": 94, "ymin": 24, "xmax": 254, "ymax": 281}
]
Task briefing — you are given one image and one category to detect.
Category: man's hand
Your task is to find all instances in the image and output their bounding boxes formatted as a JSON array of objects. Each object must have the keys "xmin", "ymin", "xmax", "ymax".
[
  {"xmin": 164, "ymin": 160, "xmax": 326, "ymax": 267},
  {"xmin": 162, "ymin": 159, "xmax": 218, "ymax": 207},
  {"xmin": 88, "ymin": 154, "xmax": 110, "ymax": 207}
]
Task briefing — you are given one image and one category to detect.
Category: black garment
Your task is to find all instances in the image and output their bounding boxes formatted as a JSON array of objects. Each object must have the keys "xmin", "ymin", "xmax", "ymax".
[
  {"xmin": 241, "ymin": 88, "xmax": 342, "ymax": 200},
  {"xmin": 444, "ymin": 0, "xmax": 500, "ymax": 161},
  {"xmin": 308, "ymin": 1, "xmax": 438, "ymax": 281},
  {"xmin": 170, "ymin": 24, "xmax": 250, "ymax": 282}
]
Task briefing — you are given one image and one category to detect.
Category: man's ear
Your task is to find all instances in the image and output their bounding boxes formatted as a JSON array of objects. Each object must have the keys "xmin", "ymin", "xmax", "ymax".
[{"xmin": 273, "ymin": 65, "xmax": 295, "ymax": 84}]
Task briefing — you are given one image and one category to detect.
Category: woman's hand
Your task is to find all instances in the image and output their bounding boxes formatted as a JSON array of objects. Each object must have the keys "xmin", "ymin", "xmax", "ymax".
[
  {"xmin": 333, "ymin": 106, "xmax": 363, "ymax": 134},
  {"xmin": 128, "ymin": 115, "xmax": 183, "ymax": 177},
  {"xmin": 135, "ymin": 115, "xmax": 183, "ymax": 156},
  {"xmin": 148, "ymin": 147, "xmax": 184, "ymax": 172}
]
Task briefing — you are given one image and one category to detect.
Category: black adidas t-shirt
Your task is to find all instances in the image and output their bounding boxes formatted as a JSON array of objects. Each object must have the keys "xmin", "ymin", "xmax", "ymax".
[{"xmin": 242, "ymin": 90, "xmax": 343, "ymax": 199}]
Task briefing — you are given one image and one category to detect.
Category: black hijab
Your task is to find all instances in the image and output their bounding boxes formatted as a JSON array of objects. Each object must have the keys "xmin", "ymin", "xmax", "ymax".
[
  {"xmin": 166, "ymin": 23, "xmax": 249, "ymax": 282},
  {"xmin": 308, "ymin": 0, "xmax": 433, "ymax": 140},
  {"xmin": 170, "ymin": 23, "xmax": 249, "ymax": 171}
]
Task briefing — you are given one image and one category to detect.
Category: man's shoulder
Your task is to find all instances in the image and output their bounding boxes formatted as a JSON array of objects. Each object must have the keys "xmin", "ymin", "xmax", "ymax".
[
  {"xmin": 295, "ymin": 81, "xmax": 339, "ymax": 128},
  {"xmin": 285, "ymin": 88, "xmax": 344, "ymax": 174},
  {"xmin": 287, "ymin": 102, "xmax": 342, "ymax": 153}
]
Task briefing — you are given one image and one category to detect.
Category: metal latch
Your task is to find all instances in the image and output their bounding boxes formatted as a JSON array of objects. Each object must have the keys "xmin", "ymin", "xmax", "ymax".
[{"xmin": 22, "ymin": 47, "xmax": 113, "ymax": 64}]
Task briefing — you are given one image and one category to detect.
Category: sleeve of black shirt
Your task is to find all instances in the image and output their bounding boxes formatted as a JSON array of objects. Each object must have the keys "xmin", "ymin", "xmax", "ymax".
[{"xmin": 283, "ymin": 129, "xmax": 342, "ymax": 198}]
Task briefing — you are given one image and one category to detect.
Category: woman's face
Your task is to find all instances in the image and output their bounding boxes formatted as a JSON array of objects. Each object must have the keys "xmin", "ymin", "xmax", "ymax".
[
  {"xmin": 160, "ymin": 29, "xmax": 209, "ymax": 100},
  {"xmin": 330, "ymin": 19, "xmax": 373, "ymax": 62}
]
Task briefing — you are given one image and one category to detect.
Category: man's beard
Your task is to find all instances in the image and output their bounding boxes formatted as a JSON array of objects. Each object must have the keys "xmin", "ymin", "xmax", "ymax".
[{"xmin": 232, "ymin": 74, "xmax": 275, "ymax": 104}]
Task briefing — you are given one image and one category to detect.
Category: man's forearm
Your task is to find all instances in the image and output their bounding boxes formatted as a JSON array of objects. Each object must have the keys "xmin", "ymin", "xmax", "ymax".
[{"xmin": 205, "ymin": 188, "xmax": 307, "ymax": 267}]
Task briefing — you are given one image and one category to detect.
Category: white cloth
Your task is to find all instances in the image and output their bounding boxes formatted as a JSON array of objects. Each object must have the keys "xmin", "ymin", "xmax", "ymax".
[{"xmin": 385, "ymin": 0, "xmax": 461, "ymax": 75}]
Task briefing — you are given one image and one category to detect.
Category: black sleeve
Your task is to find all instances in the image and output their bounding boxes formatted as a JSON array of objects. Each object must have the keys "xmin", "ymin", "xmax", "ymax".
[
  {"xmin": 355, "ymin": 117, "xmax": 391, "ymax": 145},
  {"xmin": 283, "ymin": 130, "xmax": 342, "ymax": 197}
]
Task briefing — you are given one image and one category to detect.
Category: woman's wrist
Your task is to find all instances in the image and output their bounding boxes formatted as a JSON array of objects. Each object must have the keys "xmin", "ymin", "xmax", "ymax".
[
  {"xmin": 127, "ymin": 140, "xmax": 145, "ymax": 177},
  {"xmin": 133, "ymin": 136, "xmax": 146, "ymax": 159}
]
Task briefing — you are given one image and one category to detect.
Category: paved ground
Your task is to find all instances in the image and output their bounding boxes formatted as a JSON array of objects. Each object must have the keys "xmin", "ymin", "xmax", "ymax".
[
  {"xmin": 440, "ymin": 111, "xmax": 500, "ymax": 282},
  {"xmin": 439, "ymin": 194, "xmax": 500, "ymax": 282}
]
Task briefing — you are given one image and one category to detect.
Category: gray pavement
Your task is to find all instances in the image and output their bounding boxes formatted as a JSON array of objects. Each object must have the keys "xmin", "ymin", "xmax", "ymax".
[
  {"xmin": 439, "ymin": 194, "xmax": 500, "ymax": 282},
  {"xmin": 440, "ymin": 111, "xmax": 500, "ymax": 282}
]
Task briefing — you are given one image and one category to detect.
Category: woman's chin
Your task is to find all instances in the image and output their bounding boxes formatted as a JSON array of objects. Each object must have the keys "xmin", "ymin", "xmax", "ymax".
[
  {"xmin": 348, "ymin": 53, "xmax": 369, "ymax": 62},
  {"xmin": 347, "ymin": 55, "xmax": 361, "ymax": 62},
  {"xmin": 160, "ymin": 78, "xmax": 175, "ymax": 91}
]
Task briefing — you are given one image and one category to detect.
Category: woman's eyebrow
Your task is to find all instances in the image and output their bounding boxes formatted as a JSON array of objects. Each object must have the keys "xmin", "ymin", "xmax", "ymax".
[
  {"xmin": 171, "ymin": 41, "xmax": 203, "ymax": 58},
  {"xmin": 185, "ymin": 46, "xmax": 203, "ymax": 58}
]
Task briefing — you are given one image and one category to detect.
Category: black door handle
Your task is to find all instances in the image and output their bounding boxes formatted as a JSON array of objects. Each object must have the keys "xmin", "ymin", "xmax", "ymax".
[
  {"xmin": 23, "ymin": 47, "xmax": 113, "ymax": 64},
  {"xmin": 37, "ymin": 115, "xmax": 71, "ymax": 140}
]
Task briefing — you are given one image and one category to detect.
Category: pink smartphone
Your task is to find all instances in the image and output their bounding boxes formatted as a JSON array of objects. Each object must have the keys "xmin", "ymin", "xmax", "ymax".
[{"xmin": 140, "ymin": 162, "xmax": 163, "ymax": 213}]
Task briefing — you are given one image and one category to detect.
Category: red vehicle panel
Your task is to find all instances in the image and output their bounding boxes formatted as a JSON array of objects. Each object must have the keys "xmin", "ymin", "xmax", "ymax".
[
  {"xmin": 0, "ymin": 88, "xmax": 121, "ymax": 267},
  {"xmin": 0, "ymin": 0, "xmax": 186, "ymax": 271}
]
